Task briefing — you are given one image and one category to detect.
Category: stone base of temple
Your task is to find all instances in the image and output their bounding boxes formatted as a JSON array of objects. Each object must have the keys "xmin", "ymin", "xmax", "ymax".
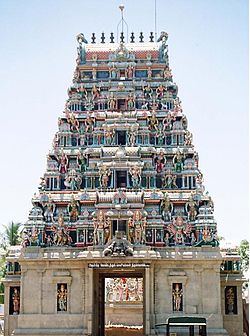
[{"xmin": 3, "ymin": 247, "xmax": 244, "ymax": 336}]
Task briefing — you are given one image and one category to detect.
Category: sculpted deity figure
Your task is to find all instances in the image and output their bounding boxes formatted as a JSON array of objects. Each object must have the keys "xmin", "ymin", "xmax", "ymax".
[
  {"xmin": 67, "ymin": 196, "xmax": 79, "ymax": 222},
  {"xmin": 128, "ymin": 217, "xmax": 135, "ymax": 244},
  {"xmin": 167, "ymin": 216, "xmax": 192, "ymax": 245},
  {"xmin": 147, "ymin": 67, "xmax": 152, "ymax": 78},
  {"xmin": 207, "ymin": 196, "xmax": 214, "ymax": 211},
  {"xmin": 129, "ymin": 165, "xmax": 142, "ymax": 188},
  {"xmin": 76, "ymin": 33, "xmax": 87, "ymax": 64},
  {"xmin": 161, "ymin": 193, "xmax": 173, "ymax": 221},
  {"xmin": 77, "ymin": 151, "xmax": 88, "ymax": 173},
  {"xmin": 173, "ymin": 148, "xmax": 184, "ymax": 173},
  {"xmin": 172, "ymin": 175, "xmax": 178, "ymax": 189},
  {"xmin": 185, "ymin": 195, "xmax": 197, "ymax": 221},
  {"xmin": 163, "ymin": 113, "xmax": 173, "ymax": 131},
  {"xmin": 73, "ymin": 67, "xmax": 81, "ymax": 82},
  {"xmin": 93, "ymin": 218, "xmax": 98, "ymax": 245},
  {"xmin": 190, "ymin": 232, "xmax": 196, "ymax": 245},
  {"xmin": 91, "ymin": 84, "xmax": 100, "ymax": 100},
  {"xmin": 52, "ymin": 214, "xmax": 71, "ymax": 246},
  {"xmin": 30, "ymin": 226, "xmax": 39, "ymax": 245},
  {"xmin": 162, "ymin": 172, "xmax": 177, "ymax": 189},
  {"xmin": 85, "ymin": 113, "xmax": 94, "ymax": 133},
  {"xmin": 164, "ymin": 232, "xmax": 171, "ymax": 246},
  {"xmin": 126, "ymin": 94, "xmax": 135, "ymax": 110},
  {"xmin": 44, "ymin": 196, "xmax": 56, "ymax": 222},
  {"xmin": 104, "ymin": 126, "xmax": 115, "ymax": 145},
  {"xmin": 143, "ymin": 84, "xmax": 153, "ymax": 100},
  {"xmin": 126, "ymin": 65, "xmax": 134, "ymax": 78},
  {"xmin": 131, "ymin": 211, "xmax": 146, "ymax": 245},
  {"xmin": 202, "ymin": 225, "xmax": 213, "ymax": 242},
  {"xmin": 157, "ymin": 31, "xmax": 169, "ymax": 62},
  {"xmin": 156, "ymin": 84, "xmax": 166, "ymax": 99},
  {"xmin": 53, "ymin": 132, "xmax": 59, "ymax": 149},
  {"xmin": 172, "ymin": 283, "xmax": 183, "ymax": 312},
  {"xmin": 64, "ymin": 169, "xmax": 82, "ymax": 190},
  {"xmin": 104, "ymin": 217, "xmax": 111, "ymax": 244},
  {"xmin": 181, "ymin": 114, "xmax": 188, "ymax": 129},
  {"xmin": 128, "ymin": 125, "xmax": 138, "ymax": 146},
  {"xmin": 196, "ymin": 172, "xmax": 203, "ymax": 187},
  {"xmin": 173, "ymin": 97, "xmax": 183, "ymax": 115},
  {"xmin": 109, "ymin": 63, "xmax": 117, "ymax": 79},
  {"xmin": 92, "ymin": 68, "xmax": 97, "ymax": 80},
  {"xmin": 154, "ymin": 152, "xmax": 166, "ymax": 173},
  {"xmin": 57, "ymin": 284, "xmax": 67, "ymax": 311},
  {"xmin": 193, "ymin": 151, "xmax": 199, "ymax": 167},
  {"xmin": 185, "ymin": 130, "xmax": 193, "ymax": 146},
  {"xmin": 156, "ymin": 122, "xmax": 164, "ymax": 145},
  {"xmin": 106, "ymin": 281, "xmax": 113, "ymax": 302},
  {"xmin": 77, "ymin": 83, "xmax": 88, "ymax": 99},
  {"xmin": 94, "ymin": 211, "xmax": 106, "ymax": 245},
  {"xmin": 99, "ymin": 166, "xmax": 111, "ymax": 188},
  {"xmin": 147, "ymin": 111, "xmax": 159, "ymax": 131},
  {"xmin": 108, "ymin": 93, "xmax": 117, "ymax": 110},
  {"xmin": 12, "ymin": 288, "xmax": 20, "ymax": 314},
  {"xmin": 59, "ymin": 151, "xmax": 68, "ymax": 174},
  {"xmin": 163, "ymin": 66, "xmax": 172, "ymax": 80},
  {"xmin": 66, "ymin": 111, "xmax": 80, "ymax": 132},
  {"xmin": 22, "ymin": 230, "xmax": 30, "ymax": 247}
]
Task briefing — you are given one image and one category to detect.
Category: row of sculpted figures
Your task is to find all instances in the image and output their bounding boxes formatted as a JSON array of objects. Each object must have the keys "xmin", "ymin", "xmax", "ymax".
[
  {"xmin": 43, "ymin": 153, "xmax": 200, "ymax": 193},
  {"xmin": 66, "ymin": 83, "xmax": 178, "ymax": 113},
  {"xmin": 24, "ymin": 193, "xmax": 217, "ymax": 248},
  {"xmin": 54, "ymin": 121, "xmax": 190, "ymax": 149},
  {"xmin": 161, "ymin": 192, "xmax": 214, "ymax": 222},
  {"xmin": 73, "ymin": 62, "xmax": 173, "ymax": 82}
]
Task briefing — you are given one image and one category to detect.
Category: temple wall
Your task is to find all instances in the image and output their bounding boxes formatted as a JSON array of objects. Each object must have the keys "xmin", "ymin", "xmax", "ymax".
[
  {"xmin": 154, "ymin": 259, "xmax": 225, "ymax": 331},
  {"xmin": 221, "ymin": 276, "xmax": 244, "ymax": 336},
  {"xmin": 4, "ymin": 248, "xmax": 237, "ymax": 336}
]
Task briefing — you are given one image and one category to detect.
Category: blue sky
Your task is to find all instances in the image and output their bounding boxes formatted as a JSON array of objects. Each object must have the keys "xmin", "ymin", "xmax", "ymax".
[{"xmin": 0, "ymin": 0, "xmax": 248, "ymax": 244}]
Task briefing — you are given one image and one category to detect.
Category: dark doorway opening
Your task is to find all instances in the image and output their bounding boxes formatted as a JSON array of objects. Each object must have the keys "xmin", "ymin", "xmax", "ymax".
[
  {"xmin": 116, "ymin": 171, "xmax": 127, "ymax": 188},
  {"xmin": 117, "ymin": 130, "xmax": 126, "ymax": 145},
  {"xmin": 112, "ymin": 220, "xmax": 127, "ymax": 238},
  {"xmin": 118, "ymin": 99, "xmax": 126, "ymax": 110}
]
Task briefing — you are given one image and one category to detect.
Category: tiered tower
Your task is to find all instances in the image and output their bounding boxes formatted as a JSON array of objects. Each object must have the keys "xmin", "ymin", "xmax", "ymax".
[
  {"xmin": 3, "ymin": 30, "xmax": 244, "ymax": 336},
  {"xmin": 24, "ymin": 31, "xmax": 218, "ymax": 250}
]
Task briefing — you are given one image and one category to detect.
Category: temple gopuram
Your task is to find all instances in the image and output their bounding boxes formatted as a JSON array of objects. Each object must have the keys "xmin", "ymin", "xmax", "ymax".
[{"xmin": 3, "ymin": 26, "xmax": 245, "ymax": 336}]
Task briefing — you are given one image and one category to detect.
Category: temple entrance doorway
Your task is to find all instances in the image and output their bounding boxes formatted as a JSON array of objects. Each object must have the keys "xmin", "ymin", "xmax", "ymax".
[{"xmin": 93, "ymin": 269, "xmax": 145, "ymax": 336}]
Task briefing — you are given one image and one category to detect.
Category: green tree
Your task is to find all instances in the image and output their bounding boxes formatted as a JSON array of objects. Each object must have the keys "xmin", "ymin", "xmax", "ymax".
[
  {"xmin": 2, "ymin": 221, "xmax": 22, "ymax": 249},
  {"xmin": 0, "ymin": 255, "xmax": 5, "ymax": 304},
  {"xmin": 238, "ymin": 239, "xmax": 249, "ymax": 273},
  {"xmin": 0, "ymin": 221, "xmax": 22, "ymax": 304}
]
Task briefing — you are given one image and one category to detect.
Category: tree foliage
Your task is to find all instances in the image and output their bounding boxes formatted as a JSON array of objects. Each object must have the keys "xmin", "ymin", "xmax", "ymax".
[
  {"xmin": 0, "ymin": 221, "xmax": 22, "ymax": 304},
  {"xmin": 1, "ymin": 221, "xmax": 22, "ymax": 249},
  {"xmin": 238, "ymin": 239, "xmax": 249, "ymax": 273}
]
